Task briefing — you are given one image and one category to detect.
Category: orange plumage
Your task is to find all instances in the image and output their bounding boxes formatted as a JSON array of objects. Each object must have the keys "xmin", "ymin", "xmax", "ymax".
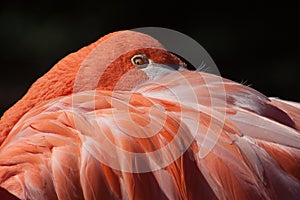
[{"xmin": 0, "ymin": 30, "xmax": 299, "ymax": 200}]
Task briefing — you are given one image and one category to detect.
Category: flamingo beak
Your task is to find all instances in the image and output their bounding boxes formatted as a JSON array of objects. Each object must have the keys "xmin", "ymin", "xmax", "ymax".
[{"xmin": 139, "ymin": 59, "xmax": 187, "ymax": 79}]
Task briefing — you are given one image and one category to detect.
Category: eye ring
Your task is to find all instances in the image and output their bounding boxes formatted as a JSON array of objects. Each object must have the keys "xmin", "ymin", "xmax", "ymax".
[{"xmin": 131, "ymin": 54, "xmax": 149, "ymax": 66}]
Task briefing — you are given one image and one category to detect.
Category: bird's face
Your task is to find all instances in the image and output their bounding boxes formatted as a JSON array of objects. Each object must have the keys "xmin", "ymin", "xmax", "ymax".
[
  {"xmin": 97, "ymin": 48, "xmax": 186, "ymax": 90},
  {"xmin": 75, "ymin": 31, "xmax": 186, "ymax": 91}
]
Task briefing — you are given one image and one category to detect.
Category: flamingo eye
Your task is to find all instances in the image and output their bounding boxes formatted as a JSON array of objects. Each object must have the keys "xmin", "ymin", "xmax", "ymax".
[{"xmin": 131, "ymin": 54, "xmax": 149, "ymax": 66}]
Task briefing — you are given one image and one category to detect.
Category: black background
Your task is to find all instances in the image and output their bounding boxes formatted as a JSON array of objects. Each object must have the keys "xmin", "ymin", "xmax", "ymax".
[{"xmin": 1, "ymin": 1, "xmax": 299, "ymax": 116}]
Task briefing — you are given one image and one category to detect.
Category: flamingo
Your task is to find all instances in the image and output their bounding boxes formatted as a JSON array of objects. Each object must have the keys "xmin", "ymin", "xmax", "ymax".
[{"xmin": 0, "ymin": 30, "xmax": 299, "ymax": 200}]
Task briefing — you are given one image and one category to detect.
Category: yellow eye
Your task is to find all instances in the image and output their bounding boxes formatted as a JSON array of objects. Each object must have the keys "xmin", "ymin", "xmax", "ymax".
[
  {"xmin": 131, "ymin": 54, "xmax": 149, "ymax": 66},
  {"xmin": 133, "ymin": 58, "xmax": 144, "ymax": 65}
]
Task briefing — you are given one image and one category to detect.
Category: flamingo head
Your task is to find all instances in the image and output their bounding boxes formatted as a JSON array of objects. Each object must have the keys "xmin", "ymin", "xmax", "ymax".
[{"xmin": 74, "ymin": 30, "xmax": 186, "ymax": 91}]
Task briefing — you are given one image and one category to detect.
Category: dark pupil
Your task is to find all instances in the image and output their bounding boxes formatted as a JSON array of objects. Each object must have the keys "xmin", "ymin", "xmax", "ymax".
[{"xmin": 136, "ymin": 59, "xmax": 142, "ymax": 65}]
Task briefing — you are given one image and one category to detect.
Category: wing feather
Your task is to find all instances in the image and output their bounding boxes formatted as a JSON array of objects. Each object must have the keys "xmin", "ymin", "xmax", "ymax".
[{"xmin": 1, "ymin": 71, "xmax": 299, "ymax": 199}]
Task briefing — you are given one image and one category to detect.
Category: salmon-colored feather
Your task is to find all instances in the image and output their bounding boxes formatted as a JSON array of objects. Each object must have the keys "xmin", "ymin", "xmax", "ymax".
[{"xmin": 0, "ymin": 31, "xmax": 299, "ymax": 199}]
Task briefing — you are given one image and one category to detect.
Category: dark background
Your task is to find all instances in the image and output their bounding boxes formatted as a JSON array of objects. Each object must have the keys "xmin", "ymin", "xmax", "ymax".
[{"xmin": 0, "ymin": 1, "xmax": 299, "ymax": 116}]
